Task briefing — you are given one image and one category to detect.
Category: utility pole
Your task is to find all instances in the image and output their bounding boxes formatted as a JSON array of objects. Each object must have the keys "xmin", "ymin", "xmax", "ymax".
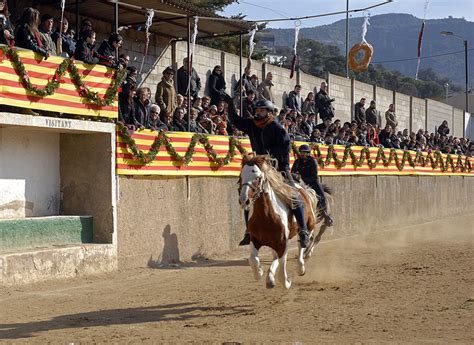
[{"xmin": 345, "ymin": 0, "xmax": 349, "ymax": 78}]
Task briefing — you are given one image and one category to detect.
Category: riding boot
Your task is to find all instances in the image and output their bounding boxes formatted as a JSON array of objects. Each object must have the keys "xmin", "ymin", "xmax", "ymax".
[
  {"xmin": 293, "ymin": 205, "xmax": 310, "ymax": 248},
  {"xmin": 239, "ymin": 210, "xmax": 251, "ymax": 246},
  {"xmin": 322, "ymin": 208, "xmax": 334, "ymax": 227}
]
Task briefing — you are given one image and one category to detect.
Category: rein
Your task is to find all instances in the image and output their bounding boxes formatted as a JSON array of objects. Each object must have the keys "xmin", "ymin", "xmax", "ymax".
[{"xmin": 239, "ymin": 175, "xmax": 266, "ymax": 207}]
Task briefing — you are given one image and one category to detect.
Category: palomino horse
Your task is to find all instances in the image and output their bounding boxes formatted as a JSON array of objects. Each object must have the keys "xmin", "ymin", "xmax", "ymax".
[{"xmin": 239, "ymin": 154, "xmax": 332, "ymax": 289}]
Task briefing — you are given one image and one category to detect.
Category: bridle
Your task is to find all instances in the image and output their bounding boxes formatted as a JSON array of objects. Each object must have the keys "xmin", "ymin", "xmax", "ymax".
[{"xmin": 238, "ymin": 172, "xmax": 266, "ymax": 207}]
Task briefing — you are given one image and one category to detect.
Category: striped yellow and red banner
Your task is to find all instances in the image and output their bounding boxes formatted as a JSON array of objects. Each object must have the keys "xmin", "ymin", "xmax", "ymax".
[
  {"xmin": 0, "ymin": 46, "xmax": 118, "ymax": 118},
  {"xmin": 116, "ymin": 129, "xmax": 474, "ymax": 177}
]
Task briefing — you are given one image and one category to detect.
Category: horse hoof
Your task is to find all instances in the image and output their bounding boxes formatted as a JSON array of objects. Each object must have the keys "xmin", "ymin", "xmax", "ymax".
[
  {"xmin": 254, "ymin": 268, "xmax": 264, "ymax": 280},
  {"xmin": 266, "ymin": 279, "xmax": 276, "ymax": 289},
  {"xmin": 299, "ymin": 266, "xmax": 306, "ymax": 276},
  {"xmin": 285, "ymin": 279, "xmax": 292, "ymax": 290}
]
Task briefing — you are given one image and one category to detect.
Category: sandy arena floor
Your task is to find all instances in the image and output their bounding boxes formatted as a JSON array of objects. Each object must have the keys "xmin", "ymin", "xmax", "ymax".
[{"xmin": 0, "ymin": 215, "xmax": 473, "ymax": 344}]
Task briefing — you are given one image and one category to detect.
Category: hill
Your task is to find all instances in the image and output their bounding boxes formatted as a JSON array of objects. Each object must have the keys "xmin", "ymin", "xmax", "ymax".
[{"xmin": 268, "ymin": 14, "xmax": 474, "ymax": 88}]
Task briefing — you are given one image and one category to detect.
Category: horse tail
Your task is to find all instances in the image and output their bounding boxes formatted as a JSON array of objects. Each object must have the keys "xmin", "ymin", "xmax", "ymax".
[{"xmin": 322, "ymin": 183, "xmax": 332, "ymax": 195}]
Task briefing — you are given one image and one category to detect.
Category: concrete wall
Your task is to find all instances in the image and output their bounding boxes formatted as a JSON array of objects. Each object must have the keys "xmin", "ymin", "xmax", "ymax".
[
  {"xmin": 411, "ymin": 97, "xmax": 427, "ymax": 132},
  {"xmin": 60, "ymin": 133, "xmax": 115, "ymax": 244},
  {"xmin": 453, "ymin": 108, "xmax": 464, "ymax": 138},
  {"xmin": 354, "ymin": 80, "xmax": 374, "ymax": 106},
  {"xmin": 299, "ymin": 72, "xmax": 325, "ymax": 97},
  {"xmin": 117, "ymin": 175, "xmax": 474, "ymax": 269},
  {"xmin": 0, "ymin": 128, "xmax": 60, "ymax": 218},
  {"xmin": 395, "ymin": 92, "xmax": 411, "ymax": 132},
  {"xmin": 0, "ymin": 113, "xmax": 117, "ymax": 247},
  {"xmin": 328, "ymin": 74, "xmax": 352, "ymax": 123},
  {"xmin": 375, "ymin": 86, "xmax": 395, "ymax": 127},
  {"xmin": 427, "ymin": 99, "xmax": 454, "ymax": 134},
  {"xmin": 117, "ymin": 176, "xmax": 243, "ymax": 269},
  {"xmin": 266, "ymin": 63, "xmax": 297, "ymax": 109}
]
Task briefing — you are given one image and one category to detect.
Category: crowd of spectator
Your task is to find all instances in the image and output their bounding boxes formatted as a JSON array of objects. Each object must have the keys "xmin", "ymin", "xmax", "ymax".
[
  {"xmin": 1, "ymin": 4, "xmax": 472, "ymax": 156},
  {"xmin": 1, "ymin": 6, "xmax": 127, "ymax": 67}
]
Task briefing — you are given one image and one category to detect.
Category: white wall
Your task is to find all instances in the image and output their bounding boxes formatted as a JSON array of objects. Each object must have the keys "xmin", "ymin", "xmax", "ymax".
[
  {"xmin": 0, "ymin": 128, "xmax": 60, "ymax": 218},
  {"xmin": 465, "ymin": 112, "xmax": 474, "ymax": 140}
]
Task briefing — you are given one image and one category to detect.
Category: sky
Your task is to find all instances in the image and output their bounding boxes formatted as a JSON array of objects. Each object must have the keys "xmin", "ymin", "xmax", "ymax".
[{"xmin": 221, "ymin": 0, "xmax": 474, "ymax": 29}]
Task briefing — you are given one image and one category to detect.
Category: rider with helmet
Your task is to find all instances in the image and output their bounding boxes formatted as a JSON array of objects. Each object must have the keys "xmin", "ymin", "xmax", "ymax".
[
  {"xmin": 223, "ymin": 94, "xmax": 311, "ymax": 248},
  {"xmin": 291, "ymin": 144, "xmax": 333, "ymax": 226}
]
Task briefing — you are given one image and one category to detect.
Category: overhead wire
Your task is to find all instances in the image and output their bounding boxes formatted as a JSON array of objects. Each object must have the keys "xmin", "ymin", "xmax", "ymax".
[
  {"xmin": 372, "ymin": 48, "xmax": 474, "ymax": 64},
  {"xmin": 199, "ymin": 0, "xmax": 393, "ymax": 23}
]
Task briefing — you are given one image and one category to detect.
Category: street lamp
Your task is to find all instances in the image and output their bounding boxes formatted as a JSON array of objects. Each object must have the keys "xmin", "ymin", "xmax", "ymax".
[
  {"xmin": 441, "ymin": 31, "xmax": 469, "ymax": 112},
  {"xmin": 444, "ymin": 83, "xmax": 449, "ymax": 103}
]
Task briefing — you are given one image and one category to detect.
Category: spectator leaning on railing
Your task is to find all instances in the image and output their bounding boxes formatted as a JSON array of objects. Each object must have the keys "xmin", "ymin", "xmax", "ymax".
[
  {"xmin": 14, "ymin": 7, "xmax": 50, "ymax": 59},
  {"xmin": 74, "ymin": 30, "xmax": 104, "ymax": 64},
  {"xmin": 51, "ymin": 17, "xmax": 76, "ymax": 57},
  {"xmin": 39, "ymin": 14, "xmax": 57, "ymax": 56},
  {"xmin": 0, "ymin": 0, "xmax": 14, "ymax": 46},
  {"xmin": 97, "ymin": 32, "xmax": 124, "ymax": 68}
]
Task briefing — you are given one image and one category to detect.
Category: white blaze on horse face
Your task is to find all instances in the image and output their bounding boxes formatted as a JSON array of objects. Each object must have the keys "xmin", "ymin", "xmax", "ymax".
[{"xmin": 239, "ymin": 164, "xmax": 262, "ymax": 208}]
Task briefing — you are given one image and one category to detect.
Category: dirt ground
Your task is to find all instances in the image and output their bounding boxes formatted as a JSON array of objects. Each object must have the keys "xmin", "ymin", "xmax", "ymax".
[{"xmin": 0, "ymin": 215, "xmax": 473, "ymax": 344}]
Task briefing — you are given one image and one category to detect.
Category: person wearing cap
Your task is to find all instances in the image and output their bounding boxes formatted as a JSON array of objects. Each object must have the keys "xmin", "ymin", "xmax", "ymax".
[
  {"xmin": 224, "ymin": 93, "xmax": 311, "ymax": 248},
  {"xmin": 39, "ymin": 13, "xmax": 57, "ymax": 55},
  {"xmin": 155, "ymin": 66, "xmax": 177, "ymax": 118},
  {"xmin": 291, "ymin": 144, "xmax": 333, "ymax": 226}
]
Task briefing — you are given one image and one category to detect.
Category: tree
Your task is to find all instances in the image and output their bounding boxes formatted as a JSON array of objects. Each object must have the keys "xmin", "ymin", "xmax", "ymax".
[{"xmin": 189, "ymin": 0, "xmax": 238, "ymax": 12}]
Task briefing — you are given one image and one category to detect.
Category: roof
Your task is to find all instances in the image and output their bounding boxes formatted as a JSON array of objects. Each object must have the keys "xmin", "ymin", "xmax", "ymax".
[{"xmin": 34, "ymin": 0, "xmax": 252, "ymax": 40}]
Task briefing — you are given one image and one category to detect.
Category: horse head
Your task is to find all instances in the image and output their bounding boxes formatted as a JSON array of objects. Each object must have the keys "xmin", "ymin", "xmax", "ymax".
[{"xmin": 239, "ymin": 154, "xmax": 267, "ymax": 209}]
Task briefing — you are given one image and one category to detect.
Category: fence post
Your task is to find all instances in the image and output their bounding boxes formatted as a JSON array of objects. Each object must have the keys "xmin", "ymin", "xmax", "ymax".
[{"xmin": 350, "ymin": 78, "xmax": 355, "ymax": 121}]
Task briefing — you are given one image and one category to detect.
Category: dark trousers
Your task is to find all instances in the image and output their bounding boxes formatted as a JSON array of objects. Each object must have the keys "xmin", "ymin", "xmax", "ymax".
[{"xmin": 305, "ymin": 179, "xmax": 327, "ymax": 209}]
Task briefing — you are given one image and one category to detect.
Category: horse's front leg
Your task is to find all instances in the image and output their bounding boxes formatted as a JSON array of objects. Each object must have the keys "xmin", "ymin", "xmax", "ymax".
[
  {"xmin": 249, "ymin": 241, "xmax": 264, "ymax": 280},
  {"xmin": 266, "ymin": 250, "xmax": 279, "ymax": 288}
]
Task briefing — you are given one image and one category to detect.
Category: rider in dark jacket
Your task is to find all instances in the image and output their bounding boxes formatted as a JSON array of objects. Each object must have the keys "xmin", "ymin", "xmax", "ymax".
[
  {"xmin": 291, "ymin": 144, "xmax": 333, "ymax": 226},
  {"xmin": 224, "ymin": 94, "xmax": 311, "ymax": 248}
]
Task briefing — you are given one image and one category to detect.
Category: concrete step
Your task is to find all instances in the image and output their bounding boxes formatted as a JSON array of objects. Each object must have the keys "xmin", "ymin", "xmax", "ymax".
[
  {"xmin": 0, "ymin": 216, "xmax": 93, "ymax": 252},
  {"xmin": 0, "ymin": 244, "xmax": 116, "ymax": 286}
]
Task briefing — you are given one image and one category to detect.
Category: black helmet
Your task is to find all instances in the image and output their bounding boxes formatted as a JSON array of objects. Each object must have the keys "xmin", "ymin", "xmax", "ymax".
[
  {"xmin": 254, "ymin": 99, "xmax": 274, "ymax": 113},
  {"xmin": 299, "ymin": 144, "xmax": 311, "ymax": 153}
]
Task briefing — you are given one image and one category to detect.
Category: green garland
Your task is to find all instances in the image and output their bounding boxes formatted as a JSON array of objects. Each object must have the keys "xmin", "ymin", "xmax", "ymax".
[
  {"xmin": 118, "ymin": 123, "xmax": 248, "ymax": 167},
  {"xmin": 291, "ymin": 143, "xmax": 472, "ymax": 173},
  {"xmin": 1, "ymin": 46, "xmax": 127, "ymax": 107}
]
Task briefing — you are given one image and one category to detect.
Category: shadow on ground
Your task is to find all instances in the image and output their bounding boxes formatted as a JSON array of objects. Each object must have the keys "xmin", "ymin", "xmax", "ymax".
[{"xmin": 0, "ymin": 302, "xmax": 254, "ymax": 339}]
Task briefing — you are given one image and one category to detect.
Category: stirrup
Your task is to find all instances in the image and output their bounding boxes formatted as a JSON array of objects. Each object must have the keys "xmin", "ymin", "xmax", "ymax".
[
  {"xmin": 324, "ymin": 214, "xmax": 334, "ymax": 227},
  {"xmin": 239, "ymin": 233, "xmax": 250, "ymax": 246},
  {"xmin": 298, "ymin": 229, "xmax": 310, "ymax": 248}
]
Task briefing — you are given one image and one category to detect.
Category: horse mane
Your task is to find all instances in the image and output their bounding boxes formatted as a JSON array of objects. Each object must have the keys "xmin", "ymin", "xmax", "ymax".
[{"xmin": 242, "ymin": 154, "xmax": 299, "ymax": 206}]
